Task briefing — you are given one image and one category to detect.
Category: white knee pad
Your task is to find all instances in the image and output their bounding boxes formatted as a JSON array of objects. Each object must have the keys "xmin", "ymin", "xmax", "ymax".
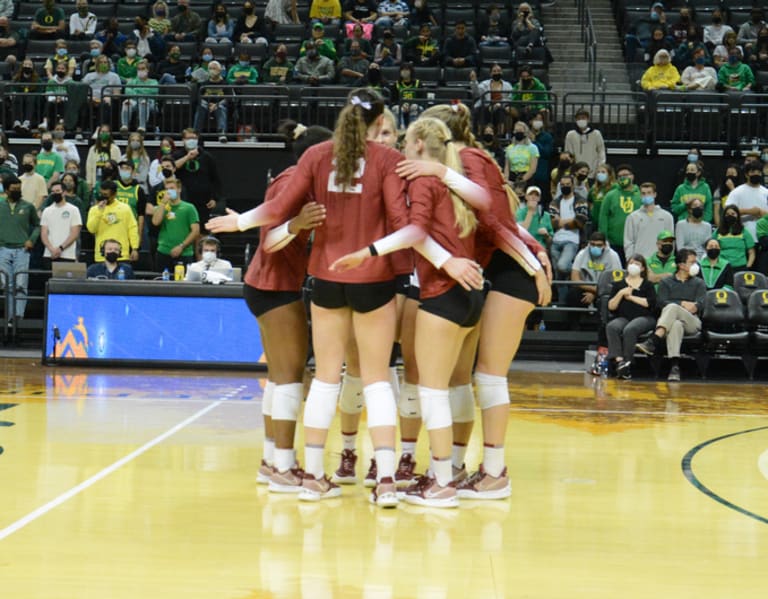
[
  {"xmin": 271, "ymin": 382, "xmax": 303, "ymax": 422},
  {"xmin": 449, "ymin": 384, "xmax": 476, "ymax": 424},
  {"xmin": 474, "ymin": 372, "xmax": 510, "ymax": 411},
  {"xmin": 398, "ymin": 382, "xmax": 421, "ymax": 418},
  {"xmin": 339, "ymin": 374, "xmax": 364, "ymax": 415},
  {"xmin": 261, "ymin": 380, "xmax": 275, "ymax": 417},
  {"xmin": 419, "ymin": 386, "xmax": 452, "ymax": 431},
  {"xmin": 302, "ymin": 380, "xmax": 340, "ymax": 429},
  {"xmin": 364, "ymin": 381, "xmax": 397, "ymax": 428}
]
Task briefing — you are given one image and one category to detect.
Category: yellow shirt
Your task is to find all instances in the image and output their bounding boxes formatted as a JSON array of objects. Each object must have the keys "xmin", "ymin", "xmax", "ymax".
[
  {"xmin": 309, "ymin": 0, "xmax": 342, "ymax": 19},
  {"xmin": 86, "ymin": 200, "xmax": 139, "ymax": 261},
  {"xmin": 20, "ymin": 172, "xmax": 49, "ymax": 210},
  {"xmin": 640, "ymin": 64, "xmax": 681, "ymax": 90}
]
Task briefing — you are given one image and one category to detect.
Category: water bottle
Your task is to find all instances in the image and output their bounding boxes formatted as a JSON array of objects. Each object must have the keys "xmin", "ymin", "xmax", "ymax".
[
  {"xmin": 599, "ymin": 354, "xmax": 609, "ymax": 379},
  {"xmin": 174, "ymin": 262, "xmax": 185, "ymax": 281},
  {"xmin": 162, "ymin": 268, "xmax": 170, "ymax": 281},
  {"xmin": 116, "ymin": 267, "xmax": 125, "ymax": 281},
  {"xmin": 538, "ymin": 320, "xmax": 546, "ymax": 332}
]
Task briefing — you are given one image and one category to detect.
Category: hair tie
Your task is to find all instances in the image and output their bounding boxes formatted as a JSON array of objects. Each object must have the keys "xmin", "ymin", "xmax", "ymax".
[
  {"xmin": 350, "ymin": 96, "xmax": 372, "ymax": 110},
  {"xmin": 444, "ymin": 138, "xmax": 453, "ymax": 146},
  {"xmin": 450, "ymin": 99, "xmax": 461, "ymax": 112},
  {"xmin": 292, "ymin": 123, "xmax": 307, "ymax": 140}
]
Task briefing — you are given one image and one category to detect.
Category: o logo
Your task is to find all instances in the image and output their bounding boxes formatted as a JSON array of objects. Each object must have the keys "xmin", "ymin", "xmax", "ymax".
[
  {"xmin": 762, "ymin": 291, "xmax": 768, "ymax": 305},
  {"xmin": 715, "ymin": 290, "xmax": 728, "ymax": 305},
  {"xmin": 44, "ymin": 15, "xmax": 54, "ymax": 24},
  {"xmin": 612, "ymin": 269, "xmax": 624, "ymax": 282},
  {"xmin": 744, "ymin": 272, "xmax": 755, "ymax": 285}
]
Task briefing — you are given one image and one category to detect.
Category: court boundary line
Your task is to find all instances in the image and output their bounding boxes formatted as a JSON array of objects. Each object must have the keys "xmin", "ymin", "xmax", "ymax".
[
  {"xmin": 681, "ymin": 425, "xmax": 768, "ymax": 526},
  {"xmin": 0, "ymin": 400, "xmax": 223, "ymax": 542}
]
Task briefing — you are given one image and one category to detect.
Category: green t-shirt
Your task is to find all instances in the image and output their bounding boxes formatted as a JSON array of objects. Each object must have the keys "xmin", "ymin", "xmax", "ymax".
[
  {"xmin": 35, "ymin": 8, "xmax": 66, "ymax": 28},
  {"xmin": 117, "ymin": 56, "xmax": 140, "ymax": 81},
  {"xmin": 515, "ymin": 205, "xmax": 553, "ymax": 246},
  {"xmin": 226, "ymin": 65, "xmax": 259, "ymax": 84},
  {"xmin": 35, "ymin": 150, "xmax": 64, "ymax": 182},
  {"xmin": 157, "ymin": 200, "xmax": 199, "ymax": 256},
  {"xmin": 713, "ymin": 229, "xmax": 755, "ymax": 268},
  {"xmin": 505, "ymin": 142, "xmax": 539, "ymax": 175}
]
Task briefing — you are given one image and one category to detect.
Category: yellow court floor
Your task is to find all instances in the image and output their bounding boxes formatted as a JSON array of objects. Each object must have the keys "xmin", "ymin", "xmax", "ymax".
[{"xmin": 0, "ymin": 359, "xmax": 767, "ymax": 599}]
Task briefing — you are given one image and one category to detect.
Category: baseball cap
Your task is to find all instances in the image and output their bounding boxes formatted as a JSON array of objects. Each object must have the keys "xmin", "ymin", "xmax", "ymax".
[
  {"xmin": 313, "ymin": 22, "xmax": 324, "ymax": 30},
  {"xmin": 526, "ymin": 185, "xmax": 542, "ymax": 195},
  {"xmin": 657, "ymin": 230, "xmax": 675, "ymax": 240}
]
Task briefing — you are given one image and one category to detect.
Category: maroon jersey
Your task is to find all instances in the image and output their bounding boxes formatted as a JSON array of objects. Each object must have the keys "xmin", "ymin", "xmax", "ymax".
[
  {"xmin": 459, "ymin": 147, "xmax": 544, "ymax": 271},
  {"xmin": 262, "ymin": 140, "xmax": 409, "ymax": 283},
  {"xmin": 245, "ymin": 166, "xmax": 309, "ymax": 292},
  {"xmin": 409, "ymin": 176, "xmax": 476, "ymax": 299}
]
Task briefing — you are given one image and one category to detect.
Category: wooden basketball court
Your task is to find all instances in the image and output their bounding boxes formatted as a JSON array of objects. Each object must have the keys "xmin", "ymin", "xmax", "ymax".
[{"xmin": 1, "ymin": 359, "xmax": 766, "ymax": 598}]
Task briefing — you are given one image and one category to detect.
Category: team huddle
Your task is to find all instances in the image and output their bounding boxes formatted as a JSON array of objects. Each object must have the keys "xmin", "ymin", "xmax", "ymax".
[{"xmin": 208, "ymin": 87, "xmax": 552, "ymax": 509}]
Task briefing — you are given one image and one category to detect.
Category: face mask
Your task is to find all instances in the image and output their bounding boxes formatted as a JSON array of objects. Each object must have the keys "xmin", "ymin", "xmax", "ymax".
[
  {"xmin": 307, "ymin": 50, "xmax": 318, "ymax": 60},
  {"xmin": 166, "ymin": 188, "xmax": 178, "ymax": 201},
  {"xmin": 532, "ymin": 120, "xmax": 543, "ymax": 130},
  {"xmin": 691, "ymin": 206, "xmax": 704, "ymax": 219},
  {"xmin": 642, "ymin": 195, "xmax": 654, "ymax": 206},
  {"xmin": 130, "ymin": 141, "xmax": 142, "ymax": 151},
  {"xmin": 100, "ymin": 194, "xmax": 111, "ymax": 203},
  {"xmin": 688, "ymin": 263, "xmax": 700, "ymax": 277},
  {"xmin": 42, "ymin": 140, "xmax": 53, "ymax": 152},
  {"xmin": 22, "ymin": 67, "xmax": 32, "ymax": 75},
  {"xmin": 179, "ymin": 4, "xmax": 188, "ymax": 11},
  {"xmin": 157, "ymin": 9, "xmax": 166, "ymax": 17},
  {"xmin": 57, "ymin": 48, "xmax": 67, "ymax": 57},
  {"xmin": 695, "ymin": 57, "xmax": 705, "ymax": 65},
  {"xmin": 491, "ymin": 73, "xmax": 502, "ymax": 81},
  {"xmin": 618, "ymin": 176, "xmax": 631, "ymax": 187},
  {"xmin": 650, "ymin": 12, "xmax": 660, "ymax": 21},
  {"xmin": 244, "ymin": 6, "xmax": 254, "ymax": 14},
  {"xmin": 184, "ymin": 138, "xmax": 198, "ymax": 150},
  {"xmin": 762, "ymin": 154, "xmax": 768, "ymax": 162},
  {"xmin": 513, "ymin": 131, "xmax": 526, "ymax": 141},
  {"xmin": 559, "ymin": 160, "xmax": 571, "ymax": 170},
  {"xmin": 576, "ymin": 119, "xmax": 588, "ymax": 129},
  {"xmin": 596, "ymin": 172, "xmax": 608, "ymax": 183},
  {"xmin": 589, "ymin": 245, "xmax": 604, "ymax": 258},
  {"xmin": 22, "ymin": 163, "xmax": 34, "ymax": 173},
  {"xmin": 98, "ymin": 64, "xmax": 109, "ymax": 74},
  {"xmin": 687, "ymin": 153, "xmax": 698, "ymax": 162},
  {"xmin": 90, "ymin": 48, "xmax": 100, "ymax": 58},
  {"xmin": 64, "ymin": 181, "xmax": 74, "ymax": 191},
  {"xmin": 161, "ymin": 146, "xmax": 171, "ymax": 155},
  {"xmin": 100, "ymin": 132, "xmax": 111, "ymax": 144},
  {"xmin": 105, "ymin": 251, "xmax": 120, "ymax": 263},
  {"xmin": 67, "ymin": 169, "xmax": 79, "ymax": 175},
  {"xmin": 170, "ymin": 52, "xmax": 181, "ymax": 60},
  {"xmin": 728, "ymin": 55, "xmax": 739, "ymax": 65},
  {"xmin": 102, "ymin": 168, "xmax": 114, "ymax": 179},
  {"xmin": 560, "ymin": 185, "xmax": 572, "ymax": 196},
  {"xmin": 401, "ymin": 70, "xmax": 411, "ymax": 79},
  {"xmin": 202, "ymin": 54, "xmax": 212, "ymax": 62},
  {"xmin": 660, "ymin": 243, "xmax": 674, "ymax": 255},
  {"xmin": 162, "ymin": 168, "xmax": 174, "ymax": 178},
  {"xmin": 685, "ymin": 172, "xmax": 697, "ymax": 182},
  {"xmin": 724, "ymin": 214, "xmax": 736, "ymax": 225},
  {"xmin": 482, "ymin": 133, "xmax": 494, "ymax": 143},
  {"xmin": 137, "ymin": 70, "xmax": 148, "ymax": 80},
  {"xmin": 239, "ymin": 60, "xmax": 250, "ymax": 67},
  {"xmin": 51, "ymin": 192, "xmax": 63, "ymax": 203},
  {"xmin": 276, "ymin": 51, "xmax": 287, "ymax": 59},
  {"xmin": 627, "ymin": 263, "xmax": 642, "ymax": 277},
  {"xmin": 706, "ymin": 248, "xmax": 720, "ymax": 260},
  {"xmin": 119, "ymin": 169, "xmax": 132, "ymax": 181},
  {"xmin": 8, "ymin": 189, "xmax": 21, "ymax": 201},
  {"xmin": 680, "ymin": 15, "xmax": 689, "ymax": 23},
  {"xmin": 78, "ymin": 7, "xmax": 89, "ymax": 15},
  {"xmin": 53, "ymin": 131, "xmax": 65, "ymax": 141},
  {"xmin": 713, "ymin": 17, "xmax": 722, "ymax": 24},
  {"xmin": 202, "ymin": 251, "xmax": 217, "ymax": 264},
  {"xmin": 749, "ymin": 174, "xmax": 762, "ymax": 184},
  {"xmin": 576, "ymin": 173, "xmax": 588, "ymax": 182},
  {"xmin": 351, "ymin": 48, "xmax": 361, "ymax": 56},
  {"xmin": 368, "ymin": 69, "xmax": 381, "ymax": 83}
]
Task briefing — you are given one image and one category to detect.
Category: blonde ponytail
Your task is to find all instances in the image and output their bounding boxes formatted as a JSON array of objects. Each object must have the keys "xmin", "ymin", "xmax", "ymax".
[{"xmin": 421, "ymin": 103, "xmax": 480, "ymax": 149}]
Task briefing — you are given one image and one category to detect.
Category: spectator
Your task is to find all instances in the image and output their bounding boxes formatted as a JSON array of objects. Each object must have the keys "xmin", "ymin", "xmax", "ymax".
[
  {"xmin": 478, "ymin": 4, "xmax": 510, "ymax": 48},
  {"xmin": 294, "ymin": 44, "xmax": 336, "ymax": 86},
  {"xmin": 86, "ymin": 180, "xmax": 139, "ymax": 263},
  {"xmin": 713, "ymin": 163, "xmax": 741, "ymax": 228},
  {"xmin": 345, "ymin": 0, "xmax": 378, "ymax": 31},
  {"xmin": 511, "ymin": 65, "xmax": 549, "ymax": 121},
  {"xmin": 564, "ymin": 108, "xmax": 606, "ymax": 179},
  {"xmin": 57, "ymin": 172, "xmax": 87, "ymax": 226},
  {"xmin": 36, "ymin": 133, "xmax": 65, "ymax": 188},
  {"xmin": 624, "ymin": 2, "xmax": 667, "ymax": 61},
  {"xmin": 121, "ymin": 60, "xmax": 158, "ymax": 134},
  {"xmin": 168, "ymin": 0, "xmax": 202, "ymax": 42},
  {"xmin": 647, "ymin": 230, "xmax": 677, "ymax": 285},
  {"xmin": 404, "ymin": 23, "xmax": 440, "ymax": 66},
  {"xmin": 636, "ymin": 249, "xmax": 706, "ymax": 382},
  {"xmin": 19, "ymin": 154, "xmax": 49, "ymax": 210},
  {"xmin": 675, "ymin": 198, "xmax": 712, "ymax": 260},
  {"xmin": 97, "ymin": 18, "xmax": 128, "ymax": 57},
  {"xmin": 0, "ymin": 17, "xmax": 20, "ymax": 66},
  {"xmin": 82, "ymin": 55, "xmax": 122, "ymax": 125},
  {"xmin": 516, "ymin": 185, "xmax": 552, "ymax": 247},
  {"xmin": 700, "ymin": 239, "xmax": 733, "ymax": 290},
  {"xmin": 725, "ymin": 162, "xmax": 768, "ymax": 239},
  {"xmin": 389, "ymin": 62, "xmax": 421, "ymax": 128},
  {"xmin": 65, "ymin": 160, "xmax": 90, "ymax": 209},
  {"xmin": 123, "ymin": 132, "xmax": 151, "ymax": 191},
  {"xmin": 746, "ymin": 27, "xmax": 768, "ymax": 71},
  {"xmin": 511, "ymin": 3, "xmax": 542, "ymax": 49},
  {"xmin": 374, "ymin": 29, "xmax": 402, "ymax": 66},
  {"xmin": 375, "ymin": 1, "xmax": 409, "ymax": 29},
  {"xmin": 185, "ymin": 236, "xmax": 233, "ymax": 280},
  {"xmin": 681, "ymin": 45, "xmax": 717, "ymax": 90},
  {"xmin": 190, "ymin": 47, "xmax": 216, "ymax": 84},
  {"xmin": 549, "ymin": 174, "xmax": 588, "ymax": 297},
  {"xmin": 606, "ymin": 253, "xmax": 657, "ymax": 380},
  {"xmin": 310, "ymin": 0, "xmax": 343, "ymax": 27},
  {"xmin": 338, "ymin": 39, "xmax": 370, "ymax": 85},
  {"xmin": 44, "ymin": 39, "xmax": 77, "ymax": 80},
  {"xmin": 149, "ymin": 2, "xmax": 173, "ymax": 37},
  {"xmin": 69, "ymin": 0, "xmax": 97, "ymax": 40},
  {"xmin": 713, "ymin": 30, "xmax": 742, "ymax": 69},
  {"xmin": 149, "ymin": 138, "xmax": 177, "ymax": 189},
  {"xmin": 262, "ymin": 44, "xmax": 295, "ymax": 84},
  {"xmin": 152, "ymin": 177, "xmax": 200, "ymax": 272},
  {"xmin": 85, "ymin": 125, "xmax": 122, "ymax": 190},
  {"xmin": 133, "ymin": 16, "xmax": 162, "ymax": 60},
  {"xmin": 646, "ymin": 26, "xmax": 673, "ymax": 64},
  {"xmin": 409, "ymin": 0, "xmax": 437, "ymax": 28},
  {"xmin": 717, "ymin": 48, "xmax": 754, "ymax": 91},
  {"xmin": 51, "ymin": 123, "xmax": 79, "ymax": 166},
  {"xmin": 173, "ymin": 129, "xmax": 223, "ymax": 229},
  {"xmin": 0, "ymin": 175, "xmax": 40, "ymax": 320},
  {"xmin": 117, "ymin": 41, "xmax": 141, "ymax": 82},
  {"xmin": 0, "ymin": 133, "xmax": 18, "ymax": 176},
  {"xmin": 737, "ymin": 8, "xmax": 764, "ymax": 49},
  {"xmin": 81, "ymin": 40, "xmax": 107, "ymax": 77},
  {"xmin": 207, "ymin": 3, "xmax": 235, "ymax": 44},
  {"xmin": 670, "ymin": 6, "xmax": 702, "ymax": 49},
  {"xmin": 443, "ymin": 21, "xmax": 477, "ymax": 68},
  {"xmin": 623, "ymin": 184, "xmax": 675, "ymax": 260},
  {"xmin": 227, "ymin": 53, "xmax": 259, "ymax": 84},
  {"xmin": 31, "ymin": 0, "xmax": 67, "ymax": 40},
  {"xmin": 265, "ymin": 0, "xmax": 299, "ymax": 25},
  {"xmin": 713, "ymin": 205, "xmax": 755, "ymax": 272},
  {"xmin": 530, "ymin": 111, "xmax": 554, "ymax": 197},
  {"xmin": 478, "ymin": 125, "xmax": 504, "ymax": 168},
  {"xmin": 640, "ymin": 49, "xmax": 680, "ymax": 90},
  {"xmin": 569, "ymin": 161, "xmax": 591, "ymax": 201},
  {"xmin": 193, "ymin": 61, "xmax": 232, "ymax": 142},
  {"xmin": 43, "ymin": 65, "xmax": 72, "ymax": 133},
  {"xmin": 234, "ymin": 1, "xmax": 269, "ymax": 46},
  {"xmin": 11, "ymin": 59, "xmax": 42, "ymax": 135},
  {"xmin": 503, "ymin": 121, "xmax": 538, "ymax": 191},
  {"xmin": 550, "ymin": 151, "xmax": 574, "ymax": 198},
  {"xmin": 40, "ymin": 181, "xmax": 82, "ymax": 269},
  {"xmin": 363, "ymin": 61, "xmax": 386, "ymax": 90},
  {"xmin": 344, "ymin": 24, "xmax": 374, "ymax": 59},
  {"xmin": 599, "ymin": 164, "xmax": 642, "ymax": 265},
  {"xmin": 704, "ymin": 9, "xmax": 733, "ymax": 49},
  {"xmin": 157, "ymin": 45, "xmax": 189, "ymax": 84},
  {"xmin": 588, "ymin": 163, "xmax": 615, "ymax": 232},
  {"xmin": 300, "ymin": 23, "xmax": 338, "ymax": 62},
  {"xmin": 86, "ymin": 239, "xmax": 134, "ymax": 279},
  {"xmin": 470, "ymin": 64, "xmax": 513, "ymax": 137},
  {"xmin": 569, "ymin": 230, "xmax": 622, "ymax": 306},
  {"xmin": 670, "ymin": 162, "xmax": 713, "ymax": 223},
  {"xmin": 115, "ymin": 160, "xmax": 148, "ymax": 243}
]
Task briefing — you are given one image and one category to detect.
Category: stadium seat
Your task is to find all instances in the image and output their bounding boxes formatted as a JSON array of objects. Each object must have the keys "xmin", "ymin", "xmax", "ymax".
[
  {"xmin": 443, "ymin": 67, "xmax": 474, "ymax": 87},
  {"xmin": 479, "ymin": 45, "xmax": 513, "ymax": 67},
  {"xmin": 733, "ymin": 271, "xmax": 768, "ymax": 306},
  {"xmin": 273, "ymin": 23, "xmax": 307, "ymax": 43},
  {"xmin": 700, "ymin": 288, "xmax": 751, "ymax": 377}
]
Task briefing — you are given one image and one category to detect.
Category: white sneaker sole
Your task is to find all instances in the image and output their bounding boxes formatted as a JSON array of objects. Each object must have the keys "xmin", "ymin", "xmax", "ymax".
[
  {"xmin": 363, "ymin": 478, "xmax": 377, "ymax": 488},
  {"xmin": 403, "ymin": 494, "xmax": 459, "ymax": 508},
  {"xmin": 298, "ymin": 487, "xmax": 342, "ymax": 502},
  {"xmin": 331, "ymin": 474, "xmax": 358, "ymax": 485},
  {"xmin": 369, "ymin": 491, "xmax": 399, "ymax": 508},
  {"xmin": 268, "ymin": 481, "xmax": 303, "ymax": 494},
  {"xmin": 256, "ymin": 471, "xmax": 272, "ymax": 484},
  {"xmin": 457, "ymin": 482, "xmax": 511, "ymax": 500}
]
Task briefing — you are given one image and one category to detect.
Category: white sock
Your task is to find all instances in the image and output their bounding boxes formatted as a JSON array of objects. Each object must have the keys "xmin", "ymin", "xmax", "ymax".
[
  {"xmin": 433, "ymin": 456, "xmax": 452, "ymax": 487},
  {"xmin": 263, "ymin": 438, "xmax": 275, "ymax": 466},
  {"xmin": 304, "ymin": 445, "xmax": 325, "ymax": 479},
  {"xmin": 451, "ymin": 443, "xmax": 468, "ymax": 470},
  {"xmin": 342, "ymin": 432, "xmax": 357, "ymax": 452},
  {"xmin": 483, "ymin": 445, "xmax": 506, "ymax": 478},
  {"xmin": 374, "ymin": 448, "xmax": 396, "ymax": 481},
  {"xmin": 274, "ymin": 448, "xmax": 295, "ymax": 473},
  {"xmin": 400, "ymin": 440, "xmax": 416, "ymax": 456}
]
